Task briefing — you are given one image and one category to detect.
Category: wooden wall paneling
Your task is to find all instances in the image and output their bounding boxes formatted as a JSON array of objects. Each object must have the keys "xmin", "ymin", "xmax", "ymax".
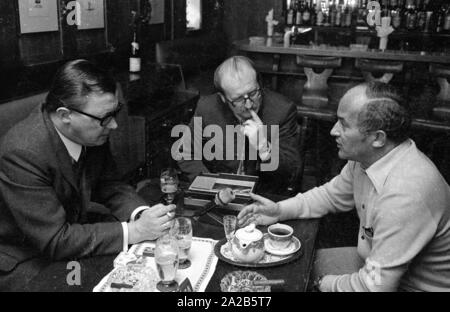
[{"xmin": 0, "ymin": 0, "xmax": 19, "ymax": 68}]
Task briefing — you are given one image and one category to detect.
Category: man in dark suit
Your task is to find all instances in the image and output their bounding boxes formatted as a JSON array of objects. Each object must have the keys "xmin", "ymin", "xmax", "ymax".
[
  {"xmin": 0, "ymin": 60, "xmax": 175, "ymax": 291},
  {"xmin": 176, "ymin": 56, "xmax": 300, "ymax": 193}
]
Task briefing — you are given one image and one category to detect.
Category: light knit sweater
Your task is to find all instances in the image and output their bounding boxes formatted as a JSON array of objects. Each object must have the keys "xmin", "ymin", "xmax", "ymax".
[{"xmin": 279, "ymin": 140, "xmax": 450, "ymax": 291}]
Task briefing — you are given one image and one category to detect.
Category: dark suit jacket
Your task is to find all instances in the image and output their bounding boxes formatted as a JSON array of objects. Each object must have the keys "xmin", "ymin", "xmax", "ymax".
[
  {"xmin": 177, "ymin": 89, "xmax": 300, "ymax": 191},
  {"xmin": 0, "ymin": 105, "xmax": 146, "ymax": 288}
]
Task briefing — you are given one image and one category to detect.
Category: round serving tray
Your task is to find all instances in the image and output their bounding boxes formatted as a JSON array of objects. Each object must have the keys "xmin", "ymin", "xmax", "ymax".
[{"xmin": 214, "ymin": 237, "xmax": 302, "ymax": 268}]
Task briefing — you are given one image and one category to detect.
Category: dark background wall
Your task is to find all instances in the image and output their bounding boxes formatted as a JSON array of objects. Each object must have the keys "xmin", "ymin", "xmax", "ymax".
[{"xmin": 0, "ymin": 0, "xmax": 231, "ymax": 103}]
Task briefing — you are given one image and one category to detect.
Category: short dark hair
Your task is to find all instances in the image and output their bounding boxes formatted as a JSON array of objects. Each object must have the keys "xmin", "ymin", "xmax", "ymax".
[
  {"xmin": 44, "ymin": 59, "xmax": 116, "ymax": 112},
  {"xmin": 357, "ymin": 81, "xmax": 411, "ymax": 144}
]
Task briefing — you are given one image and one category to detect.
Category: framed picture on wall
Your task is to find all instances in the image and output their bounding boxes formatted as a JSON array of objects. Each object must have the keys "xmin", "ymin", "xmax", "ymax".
[
  {"xmin": 18, "ymin": 0, "xmax": 59, "ymax": 34},
  {"xmin": 77, "ymin": 0, "xmax": 105, "ymax": 30},
  {"xmin": 148, "ymin": 0, "xmax": 164, "ymax": 24}
]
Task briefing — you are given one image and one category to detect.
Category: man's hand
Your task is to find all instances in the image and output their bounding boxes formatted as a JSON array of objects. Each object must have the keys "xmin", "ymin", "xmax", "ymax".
[
  {"xmin": 241, "ymin": 110, "xmax": 268, "ymax": 152},
  {"xmin": 128, "ymin": 204, "xmax": 176, "ymax": 244},
  {"xmin": 237, "ymin": 193, "xmax": 281, "ymax": 227}
]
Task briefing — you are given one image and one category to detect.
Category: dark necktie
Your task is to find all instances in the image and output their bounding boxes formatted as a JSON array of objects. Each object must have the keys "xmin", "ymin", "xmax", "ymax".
[{"xmin": 73, "ymin": 147, "xmax": 87, "ymax": 186}]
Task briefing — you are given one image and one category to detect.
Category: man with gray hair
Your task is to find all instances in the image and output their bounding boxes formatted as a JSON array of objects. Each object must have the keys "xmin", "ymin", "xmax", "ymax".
[
  {"xmin": 177, "ymin": 56, "xmax": 300, "ymax": 193},
  {"xmin": 238, "ymin": 81, "xmax": 450, "ymax": 291}
]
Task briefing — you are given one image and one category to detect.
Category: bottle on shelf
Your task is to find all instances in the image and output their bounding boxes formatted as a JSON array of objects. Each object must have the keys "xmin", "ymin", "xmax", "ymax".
[
  {"xmin": 381, "ymin": 0, "xmax": 390, "ymax": 18},
  {"xmin": 310, "ymin": 0, "xmax": 317, "ymax": 26},
  {"xmin": 422, "ymin": 0, "xmax": 433, "ymax": 33},
  {"xmin": 329, "ymin": 1, "xmax": 337, "ymax": 27},
  {"xmin": 435, "ymin": 2, "xmax": 447, "ymax": 33},
  {"xmin": 286, "ymin": 1, "xmax": 295, "ymax": 27},
  {"xmin": 303, "ymin": 0, "xmax": 312, "ymax": 26},
  {"xmin": 417, "ymin": 0, "xmax": 427, "ymax": 31},
  {"xmin": 316, "ymin": 1, "xmax": 325, "ymax": 26},
  {"xmin": 129, "ymin": 32, "xmax": 141, "ymax": 73},
  {"xmin": 444, "ymin": 4, "xmax": 450, "ymax": 33},
  {"xmin": 323, "ymin": 0, "xmax": 331, "ymax": 27},
  {"xmin": 335, "ymin": 3, "xmax": 343, "ymax": 27},
  {"xmin": 404, "ymin": 0, "xmax": 418, "ymax": 31},
  {"xmin": 356, "ymin": 0, "xmax": 369, "ymax": 30},
  {"xmin": 343, "ymin": 1, "xmax": 352, "ymax": 27},
  {"xmin": 296, "ymin": 0, "xmax": 304, "ymax": 26},
  {"xmin": 391, "ymin": 0, "xmax": 403, "ymax": 29}
]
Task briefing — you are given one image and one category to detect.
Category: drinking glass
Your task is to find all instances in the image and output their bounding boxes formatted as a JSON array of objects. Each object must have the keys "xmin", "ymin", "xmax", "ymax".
[
  {"xmin": 154, "ymin": 234, "xmax": 179, "ymax": 292},
  {"xmin": 170, "ymin": 217, "xmax": 193, "ymax": 269},
  {"xmin": 160, "ymin": 168, "xmax": 179, "ymax": 205},
  {"xmin": 223, "ymin": 215, "xmax": 237, "ymax": 251}
]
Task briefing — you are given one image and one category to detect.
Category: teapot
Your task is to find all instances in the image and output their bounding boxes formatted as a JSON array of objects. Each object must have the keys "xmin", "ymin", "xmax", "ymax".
[{"xmin": 231, "ymin": 223, "xmax": 265, "ymax": 263}]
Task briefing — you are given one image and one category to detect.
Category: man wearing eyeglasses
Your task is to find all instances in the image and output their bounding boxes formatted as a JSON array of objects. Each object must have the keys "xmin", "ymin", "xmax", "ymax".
[
  {"xmin": 177, "ymin": 56, "xmax": 300, "ymax": 193},
  {"xmin": 0, "ymin": 60, "xmax": 175, "ymax": 291},
  {"xmin": 238, "ymin": 82, "xmax": 450, "ymax": 292}
]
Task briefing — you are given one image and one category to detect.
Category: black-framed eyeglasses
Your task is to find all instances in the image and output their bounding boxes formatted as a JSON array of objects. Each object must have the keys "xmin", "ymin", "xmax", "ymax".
[
  {"xmin": 58, "ymin": 99, "xmax": 123, "ymax": 127},
  {"xmin": 223, "ymin": 87, "xmax": 262, "ymax": 108}
]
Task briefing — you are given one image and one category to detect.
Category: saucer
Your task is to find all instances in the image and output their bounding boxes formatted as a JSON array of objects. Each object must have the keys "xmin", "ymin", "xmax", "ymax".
[{"xmin": 264, "ymin": 234, "xmax": 301, "ymax": 256}]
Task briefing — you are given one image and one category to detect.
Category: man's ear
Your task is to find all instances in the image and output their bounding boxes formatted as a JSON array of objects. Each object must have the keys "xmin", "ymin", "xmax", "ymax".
[
  {"xmin": 372, "ymin": 130, "xmax": 387, "ymax": 148},
  {"xmin": 55, "ymin": 107, "xmax": 72, "ymax": 124}
]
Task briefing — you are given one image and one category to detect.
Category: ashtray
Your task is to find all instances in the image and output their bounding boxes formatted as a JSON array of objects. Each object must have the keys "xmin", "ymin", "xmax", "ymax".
[{"xmin": 220, "ymin": 270, "xmax": 270, "ymax": 292}]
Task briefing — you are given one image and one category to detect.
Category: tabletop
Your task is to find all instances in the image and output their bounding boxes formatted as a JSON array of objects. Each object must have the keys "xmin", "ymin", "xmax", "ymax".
[{"xmin": 24, "ymin": 187, "xmax": 319, "ymax": 292}]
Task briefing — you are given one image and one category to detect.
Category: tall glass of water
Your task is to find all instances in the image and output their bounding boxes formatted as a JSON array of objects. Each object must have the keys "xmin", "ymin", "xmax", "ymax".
[
  {"xmin": 223, "ymin": 215, "xmax": 237, "ymax": 251},
  {"xmin": 170, "ymin": 217, "xmax": 193, "ymax": 269},
  {"xmin": 155, "ymin": 234, "xmax": 179, "ymax": 292},
  {"xmin": 160, "ymin": 168, "xmax": 179, "ymax": 205}
]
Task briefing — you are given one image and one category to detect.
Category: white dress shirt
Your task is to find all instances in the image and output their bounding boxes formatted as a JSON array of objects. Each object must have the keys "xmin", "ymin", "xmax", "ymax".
[{"xmin": 54, "ymin": 127, "xmax": 149, "ymax": 251}]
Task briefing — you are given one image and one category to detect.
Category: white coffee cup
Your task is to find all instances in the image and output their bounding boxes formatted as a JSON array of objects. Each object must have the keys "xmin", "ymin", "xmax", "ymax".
[{"xmin": 267, "ymin": 223, "xmax": 293, "ymax": 250}]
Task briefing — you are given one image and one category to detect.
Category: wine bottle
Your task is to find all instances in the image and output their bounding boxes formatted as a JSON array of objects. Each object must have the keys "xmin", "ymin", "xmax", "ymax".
[
  {"xmin": 381, "ymin": 0, "xmax": 390, "ymax": 18},
  {"xmin": 317, "ymin": 2, "xmax": 324, "ymax": 26},
  {"xmin": 405, "ymin": 0, "xmax": 417, "ymax": 31},
  {"xmin": 129, "ymin": 32, "xmax": 141, "ymax": 73},
  {"xmin": 296, "ymin": 0, "xmax": 304, "ymax": 26},
  {"xmin": 330, "ymin": 1, "xmax": 337, "ymax": 26},
  {"xmin": 303, "ymin": 0, "xmax": 311, "ymax": 26},
  {"xmin": 287, "ymin": 1, "xmax": 295, "ymax": 27},
  {"xmin": 417, "ymin": 0, "xmax": 427, "ymax": 31},
  {"xmin": 391, "ymin": 0, "xmax": 401, "ymax": 29},
  {"xmin": 444, "ymin": 4, "xmax": 450, "ymax": 32}
]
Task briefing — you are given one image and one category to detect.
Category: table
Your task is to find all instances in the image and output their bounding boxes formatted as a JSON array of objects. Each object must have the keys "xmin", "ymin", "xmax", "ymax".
[{"xmin": 24, "ymin": 193, "xmax": 319, "ymax": 292}]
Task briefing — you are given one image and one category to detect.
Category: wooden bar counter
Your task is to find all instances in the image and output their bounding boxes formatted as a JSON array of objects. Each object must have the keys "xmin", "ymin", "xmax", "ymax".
[{"xmin": 234, "ymin": 39, "xmax": 450, "ymax": 64}]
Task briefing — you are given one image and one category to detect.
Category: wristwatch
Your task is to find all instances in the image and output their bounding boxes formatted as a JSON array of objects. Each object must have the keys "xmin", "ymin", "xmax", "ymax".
[{"xmin": 313, "ymin": 275, "xmax": 324, "ymax": 292}]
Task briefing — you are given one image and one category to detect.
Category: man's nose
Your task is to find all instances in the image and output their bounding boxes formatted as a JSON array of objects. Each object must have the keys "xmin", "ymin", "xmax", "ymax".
[
  {"xmin": 244, "ymin": 98, "xmax": 254, "ymax": 110},
  {"xmin": 106, "ymin": 118, "xmax": 118, "ymax": 130},
  {"xmin": 330, "ymin": 122, "xmax": 339, "ymax": 137}
]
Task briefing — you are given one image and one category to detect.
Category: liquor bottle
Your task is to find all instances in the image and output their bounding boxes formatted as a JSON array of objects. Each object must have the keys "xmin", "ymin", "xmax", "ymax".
[
  {"xmin": 129, "ymin": 32, "xmax": 141, "ymax": 73},
  {"xmin": 435, "ymin": 2, "xmax": 446, "ymax": 33},
  {"xmin": 330, "ymin": 1, "xmax": 337, "ymax": 26},
  {"xmin": 296, "ymin": 0, "xmax": 304, "ymax": 26},
  {"xmin": 381, "ymin": 0, "xmax": 390, "ymax": 18},
  {"xmin": 404, "ymin": 0, "xmax": 417, "ymax": 30},
  {"xmin": 310, "ymin": 0, "xmax": 317, "ymax": 26},
  {"xmin": 335, "ymin": 3, "xmax": 342, "ymax": 27},
  {"xmin": 316, "ymin": 2, "xmax": 324, "ymax": 26},
  {"xmin": 323, "ymin": 0, "xmax": 331, "ymax": 26},
  {"xmin": 420, "ymin": 0, "xmax": 433, "ymax": 33},
  {"xmin": 344, "ymin": 2, "xmax": 352, "ymax": 27},
  {"xmin": 391, "ymin": 0, "xmax": 403, "ymax": 29},
  {"xmin": 286, "ymin": 1, "xmax": 295, "ymax": 27},
  {"xmin": 417, "ymin": 0, "xmax": 427, "ymax": 31},
  {"xmin": 444, "ymin": 4, "xmax": 450, "ymax": 32},
  {"xmin": 356, "ymin": 0, "xmax": 369, "ymax": 29},
  {"xmin": 303, "ymin": 0, "xmax": 312, "ymax": 26}
]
